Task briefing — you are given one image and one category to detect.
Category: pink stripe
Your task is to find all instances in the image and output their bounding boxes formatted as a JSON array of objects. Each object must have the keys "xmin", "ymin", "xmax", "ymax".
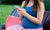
[{"xmin": 6, "ymin": 25, "xmax": 43, "ymax": 30}]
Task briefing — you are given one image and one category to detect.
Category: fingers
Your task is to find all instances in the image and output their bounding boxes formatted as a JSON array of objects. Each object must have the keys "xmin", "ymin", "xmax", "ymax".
[
  {"xmin": 18, "ymin": 8, "xmax": 22, "ymax": 11},
  {"xmin": 17, "ymin": 10, "xmax": 22, "ymax": 15}
]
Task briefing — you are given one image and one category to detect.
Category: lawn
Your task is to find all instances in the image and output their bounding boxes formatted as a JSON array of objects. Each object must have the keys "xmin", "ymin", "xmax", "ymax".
[{"xmin": 0, "ymin": 4, "xmax": 21, "ymax": 26}]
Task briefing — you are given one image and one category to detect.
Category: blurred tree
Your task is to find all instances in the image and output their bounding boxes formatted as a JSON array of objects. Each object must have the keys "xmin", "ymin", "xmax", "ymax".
[
  {"xmin": 12, "ymin": 0, "xmax": 24, "ymax": 4},
  {"xmin": 1, "ymin": 0, "xmax": 13, "ymax": 4},
  {"xmin": 1, "ymin": 0, "xmax": 50, "ymax": 11},
  {"xmin": 1, "ymin": 0, "xmax": 24, "ymax": 4},
  {"xmin": 43, "ymin": 0, "xmax": 50, "ymax": 11},
  {"xmin": 0, "ymin": 0, "xmax": 1, "ymax": 4}
]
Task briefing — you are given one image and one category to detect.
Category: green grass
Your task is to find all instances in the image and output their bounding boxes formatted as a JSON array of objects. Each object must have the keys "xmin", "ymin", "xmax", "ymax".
[{"xmin": 0, "ymin": 4, "xmax": 21, "ymax": 26}]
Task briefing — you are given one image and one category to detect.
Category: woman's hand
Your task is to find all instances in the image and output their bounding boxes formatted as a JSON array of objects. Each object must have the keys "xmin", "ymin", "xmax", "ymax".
[{"xmin": 17, "ymin": 8, "xmax": 27, "ymax": 16}]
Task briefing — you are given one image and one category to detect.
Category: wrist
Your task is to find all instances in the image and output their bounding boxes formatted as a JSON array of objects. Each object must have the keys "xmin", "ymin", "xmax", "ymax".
[{"xmin": 24, "ymin": 13, "xmax": 28, "ymax": 16}]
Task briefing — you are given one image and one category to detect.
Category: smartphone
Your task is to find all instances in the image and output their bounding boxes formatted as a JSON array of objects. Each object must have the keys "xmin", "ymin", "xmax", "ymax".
[{"xmin": 15, "ymin": 6, "xmax": 20, "ymax": 10}]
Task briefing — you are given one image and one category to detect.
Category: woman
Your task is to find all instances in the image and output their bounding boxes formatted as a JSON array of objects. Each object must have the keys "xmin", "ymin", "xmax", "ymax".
[{"xmin": 18, "ymin": 0, "xmax": 45, "ymax": 30}]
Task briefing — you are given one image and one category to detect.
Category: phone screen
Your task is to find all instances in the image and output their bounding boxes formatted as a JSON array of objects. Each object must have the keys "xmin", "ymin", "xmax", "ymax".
[{"xmin": 15, "ymin": 6, "xmax": 20, "ymax": 10}]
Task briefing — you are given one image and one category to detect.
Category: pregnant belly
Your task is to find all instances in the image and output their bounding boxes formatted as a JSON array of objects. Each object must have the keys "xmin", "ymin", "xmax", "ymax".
[{"xmin": 22, "ymin": 17, "xmax": 43, "ymax": 29}]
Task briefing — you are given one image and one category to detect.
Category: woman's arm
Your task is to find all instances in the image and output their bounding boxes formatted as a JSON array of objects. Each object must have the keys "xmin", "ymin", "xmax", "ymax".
[
  {"xmin": 19, "ymin": 1, "xmax": 25, "ymax": 21},
  {"xmin": 24, "ymin": 2, "xmax": 45, "ymax": 25}
]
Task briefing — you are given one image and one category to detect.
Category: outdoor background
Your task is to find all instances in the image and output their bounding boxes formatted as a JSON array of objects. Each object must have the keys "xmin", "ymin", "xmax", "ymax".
[{"xmin": 0, "ymin": 0, "xmax": 50, "ymax": 26}]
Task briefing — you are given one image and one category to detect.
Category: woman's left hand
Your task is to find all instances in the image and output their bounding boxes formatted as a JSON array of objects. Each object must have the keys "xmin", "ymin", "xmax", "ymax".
[{"xmin": 17, "ymin": 8, "xmax": 27, "ymax": 16}]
